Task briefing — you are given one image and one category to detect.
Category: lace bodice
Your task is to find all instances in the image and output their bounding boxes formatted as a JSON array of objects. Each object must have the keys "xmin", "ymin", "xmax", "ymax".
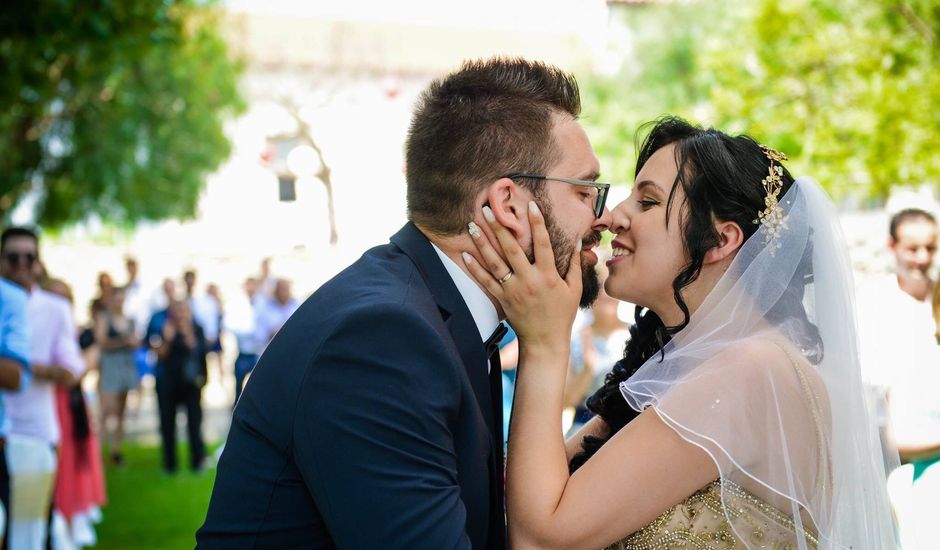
[{"xmin": 604, "ymin": 479, "xmax": 817, "ymax": 550}]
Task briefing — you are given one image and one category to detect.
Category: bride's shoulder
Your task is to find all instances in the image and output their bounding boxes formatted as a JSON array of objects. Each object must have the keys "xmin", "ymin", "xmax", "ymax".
[
  {"xmin": 699, "ymin": 335, "xmax": 808, "ymax": 385},
  {"xmin": 717, "ymin": 336, "xmax": 783, "ymax": 359}
]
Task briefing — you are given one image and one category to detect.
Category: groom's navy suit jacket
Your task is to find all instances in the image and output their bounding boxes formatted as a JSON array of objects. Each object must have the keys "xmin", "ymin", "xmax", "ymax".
[{"xmin": 197, "ymin": 223, "xmax": 506, "ymax": 549}]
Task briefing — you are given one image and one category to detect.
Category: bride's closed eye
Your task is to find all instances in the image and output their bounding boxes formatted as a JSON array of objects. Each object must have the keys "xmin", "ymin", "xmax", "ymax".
[{"xmin": 638, "ymin": 198, "xmax": 660, "ymax": 210}]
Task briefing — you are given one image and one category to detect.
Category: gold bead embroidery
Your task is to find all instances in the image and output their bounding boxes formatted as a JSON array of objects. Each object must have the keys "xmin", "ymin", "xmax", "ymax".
[{"xmin": 605, "ymin": 479, "xmax": 819, "ymax": 550}]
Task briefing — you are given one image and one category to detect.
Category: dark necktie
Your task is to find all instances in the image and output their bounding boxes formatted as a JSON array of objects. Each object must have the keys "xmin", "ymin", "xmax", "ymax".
[
  {"xmin": 484, "ymin": 322, "xmax": 508, "ymax": 371},
  {"xmin": 483, "ymin": 322, "xmax": 508, "ymax": 542},
  {"xmin": 483, "ymin": 323, "xmax": 507, "ymax": 452}
]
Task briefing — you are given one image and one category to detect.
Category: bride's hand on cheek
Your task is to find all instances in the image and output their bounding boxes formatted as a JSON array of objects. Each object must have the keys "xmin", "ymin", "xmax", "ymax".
[{"xmin": 462, "ymin": 201, "xmax": 581, "ymax": 353}]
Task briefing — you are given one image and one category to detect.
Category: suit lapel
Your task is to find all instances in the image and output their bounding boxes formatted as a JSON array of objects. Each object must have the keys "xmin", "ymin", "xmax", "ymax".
[
  {"xmin": 391, "ymin": 222, "xmax": 507, "ymax": 549},
  {"xmin": 390, "ymin": 223, "xmax": 496, "ymax": 433}
]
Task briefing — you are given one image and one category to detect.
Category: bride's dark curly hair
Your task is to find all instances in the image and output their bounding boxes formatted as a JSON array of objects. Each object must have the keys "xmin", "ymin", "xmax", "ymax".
[{"xmin": 569, "ymin": 116, "xmax": 821, "ymax": 472}]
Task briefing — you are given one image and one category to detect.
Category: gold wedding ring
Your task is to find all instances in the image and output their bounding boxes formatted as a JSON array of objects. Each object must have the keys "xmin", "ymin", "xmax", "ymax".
[{"xmin": 498, "ymin": 271, "xmax": 514, "ymax": 285}]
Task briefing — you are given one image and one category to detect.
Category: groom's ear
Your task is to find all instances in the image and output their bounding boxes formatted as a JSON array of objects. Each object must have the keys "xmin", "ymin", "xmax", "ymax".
[
  {"xmin": 704, "ymin": 220, "xmax": 744, "ymax": 264},
  {"xmin": 482, "ymin": 177, "xmax": 528, "ymax": 239}
]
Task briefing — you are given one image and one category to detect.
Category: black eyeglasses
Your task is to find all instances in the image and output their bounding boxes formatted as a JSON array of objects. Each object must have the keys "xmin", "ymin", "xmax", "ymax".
[
  {"xmin": 3, "ymin": 252, "xmax": 37, "ymax": 266},
  {"xmin": 505, "ymin": 173, "xmax": 611, "ymax": 218}
]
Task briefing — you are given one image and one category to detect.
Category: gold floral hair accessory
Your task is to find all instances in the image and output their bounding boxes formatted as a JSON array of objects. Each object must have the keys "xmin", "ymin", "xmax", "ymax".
[{"xmin": 753, "ymin": 145, "xmax": 789, "ymax": 253}]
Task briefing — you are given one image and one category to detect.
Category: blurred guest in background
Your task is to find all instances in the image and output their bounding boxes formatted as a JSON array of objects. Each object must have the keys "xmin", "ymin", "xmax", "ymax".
[
  {"xmin": 1, "ymin": 227, "xmax": 85, "ymax": 550},
  {"xmin": 43, "ymin": 279, "xmax": 105, "ymax": 549},
  {"xmin": 563, "ymin": 283, "xmax": 630, "ymax": 435},
  {"xmin": 888, "ymin": 353, "xmax": 940, "ymax": 550},
  {"xmin": 253, "ymin": 278, "xmax": 299, "ymax": 349},
  {"xmin": 858, "ymin": 208, "xmax": 937, "ymax": 465},
  {"xmin": 92, "ymin": 273, "xmax": 114, "ymax": 315},
  {"xmin": 225, "ymin": 277, "xmax": 262, "ymax": 404},
  {"xmin": 204, "ymin": 283, "xmax": 225, "ymax": 385},
  {"xmin": 94, "ymin": 287, "xmax": 139, "ymax": 466},
  {"xmin": 257, "ymin": 257, "xmax": 275, "ymax": 298},
  {"xmin": 857, "ymin": 208, "xmax": 939, "ymax": 548},
  {"xmin": 152, "ymin": 300, "xmax": 208, "ymax": 474},
  {"xmin": 121, "ymin": 258, "xmax": 148, "ymax": 340},
  {"xmin": 142, "ymin": 278, "xmax": 178, "ymax": 347},
  {"xmin": 121, "ymin": 258, "xmax": 140, "ymax": 310},
  {"xmin": 498, "ymin": 326, "xmax": 518, "ymax": 451},
  {"xmin": 183, "ymin": 270, "xmax": 220, "ymax": 354},
  {"xmin": 0, "ymin": 262, "xmax": 31, "ymax": 548}
]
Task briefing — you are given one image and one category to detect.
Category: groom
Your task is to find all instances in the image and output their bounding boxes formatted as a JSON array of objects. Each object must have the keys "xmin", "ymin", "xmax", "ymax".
[{"xmin": 196, "ymin": 57, "xmax": 612, "ymax": 549}]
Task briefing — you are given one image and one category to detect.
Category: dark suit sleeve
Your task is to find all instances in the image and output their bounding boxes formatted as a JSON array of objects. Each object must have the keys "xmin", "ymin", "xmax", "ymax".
[{"xmin": 294, "ymin": 303, "xmax": 473, "ymax": 549}]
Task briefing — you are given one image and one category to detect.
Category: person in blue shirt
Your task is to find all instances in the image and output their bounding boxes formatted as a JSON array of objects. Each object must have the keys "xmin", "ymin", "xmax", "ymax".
[
  {"xmin": 498, "ymin": 325, "xmax": 518, "ymax": 450},
  {"xmin": 0, "ymin": 274, "xmax": 31, "ymax": 547}
]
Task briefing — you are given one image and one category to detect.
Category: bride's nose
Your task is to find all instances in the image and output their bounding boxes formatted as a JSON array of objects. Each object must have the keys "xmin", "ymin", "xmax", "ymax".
[{"xmin": 609, "ymin": 199, "xmax": 631, "ymax": 234}]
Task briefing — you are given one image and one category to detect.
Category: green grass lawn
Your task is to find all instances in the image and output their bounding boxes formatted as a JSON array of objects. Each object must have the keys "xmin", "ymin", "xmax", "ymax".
[{"xmin": 94, "ymin": 442, "xmax": 219, "ymax": 550}]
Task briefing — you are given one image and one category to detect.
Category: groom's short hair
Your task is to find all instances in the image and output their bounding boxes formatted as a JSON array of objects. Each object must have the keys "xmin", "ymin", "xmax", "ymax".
[{"xmin": 405, "ymin": 57, "xmax": 581, "ymax": 235}]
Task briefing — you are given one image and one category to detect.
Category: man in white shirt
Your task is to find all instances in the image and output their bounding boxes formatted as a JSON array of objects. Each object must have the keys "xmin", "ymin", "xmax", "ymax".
[
  {"xmin": 225, "ymin": 277, "xmax": 264, "ymax": 403},
  {"xmin": 1, "ymin": 227, "xmax": 84, "ymax": 550},
  {"xmin": 857, "ymin": 209, "xmax": 940, "ymax": 548},
  {"xmin": 183, "ymin": 270, "xmax": 220, "ymax": 346},
  {"xmin": 860, "ymin": 209, "xmax": 939, "ymax": 444},
  {"xmin": 253, "ymin": 279, "xmax": 299, "ymax": 349}
]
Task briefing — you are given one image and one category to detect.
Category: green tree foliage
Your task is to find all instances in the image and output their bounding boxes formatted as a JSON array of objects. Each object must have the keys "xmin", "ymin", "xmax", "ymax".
[
  {"xmin": 0, "ymin": 0, "xmax": 244, "ymax": 228},
  {"xmin": 584, "ymin": 0, "xmax": 940, "ymax": 200},
  {"xmin": 581, "ymin": 3, "xmax": 722, "ymax": 185}
]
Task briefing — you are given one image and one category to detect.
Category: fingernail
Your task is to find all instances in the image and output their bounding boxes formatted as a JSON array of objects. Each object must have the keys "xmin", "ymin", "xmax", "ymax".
[
  {"xmin": 468, "ymin": 221, "xmax": 481, "ymax": 238},
  {"xmin": 529, "ymin": 201, "xmax": 540, "ymax": 215},
  {"xmin": 482, "ymin": 206, "xmax": 495, "ymax": 222},
  {"xmin": 461, "ymin": 252, "xmax": 474, "ymax": 264}
]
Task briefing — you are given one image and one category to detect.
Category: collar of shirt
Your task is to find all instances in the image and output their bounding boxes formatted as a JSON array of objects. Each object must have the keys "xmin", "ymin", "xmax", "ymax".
[{"xmin": 431, "ymin": 243, "xmax": 499, "ymax": 343}]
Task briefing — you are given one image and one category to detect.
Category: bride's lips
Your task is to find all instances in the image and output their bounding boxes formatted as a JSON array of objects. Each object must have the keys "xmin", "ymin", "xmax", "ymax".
[{"xmin": 606, "ymin": 239, "xmax": 633, "ymax": 267}]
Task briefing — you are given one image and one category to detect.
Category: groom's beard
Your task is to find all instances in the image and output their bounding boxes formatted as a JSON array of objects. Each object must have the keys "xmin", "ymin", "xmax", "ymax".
[
  {"xmin": 577, "ymin": 232, "xmax": 601, "ymax": 309},
  {"xmin": 530, "ymin": 199, "xmax": 602, "ymax": 309}
]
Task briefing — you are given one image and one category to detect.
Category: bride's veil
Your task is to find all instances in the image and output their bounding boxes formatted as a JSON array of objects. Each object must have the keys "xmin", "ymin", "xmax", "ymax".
[{"xmin": 619, "ymin": 177, "xmax": 898, "ymax": 549}]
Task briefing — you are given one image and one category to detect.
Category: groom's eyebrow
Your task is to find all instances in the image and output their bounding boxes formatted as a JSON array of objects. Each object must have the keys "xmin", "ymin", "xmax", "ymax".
[{"xmin": 578, "ymin": 171, "xmax": 600, "ymax": 182}]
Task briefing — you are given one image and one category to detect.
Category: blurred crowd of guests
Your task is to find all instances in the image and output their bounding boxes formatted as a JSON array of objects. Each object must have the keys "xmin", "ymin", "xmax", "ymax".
[{"xmin": 0, "ymin": 226, "xmax": 300, "ymax": 550}]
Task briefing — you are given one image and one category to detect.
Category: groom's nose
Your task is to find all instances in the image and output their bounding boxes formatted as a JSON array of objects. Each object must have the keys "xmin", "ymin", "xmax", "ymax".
[{"xmin": 592, "ymin": 207, "xmax": 612, "ymax": 232}]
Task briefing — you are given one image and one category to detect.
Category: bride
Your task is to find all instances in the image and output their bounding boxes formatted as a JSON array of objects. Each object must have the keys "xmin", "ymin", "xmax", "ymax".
[{"xmin": 462, "ymin": 117, "xmax": 897, "ymax": 549}]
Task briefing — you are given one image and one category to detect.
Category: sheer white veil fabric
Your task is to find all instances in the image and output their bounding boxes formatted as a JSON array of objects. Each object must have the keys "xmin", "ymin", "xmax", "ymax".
[{"xmin": 619, "ymin": 177, "xmax": 897, "ymax": 549}]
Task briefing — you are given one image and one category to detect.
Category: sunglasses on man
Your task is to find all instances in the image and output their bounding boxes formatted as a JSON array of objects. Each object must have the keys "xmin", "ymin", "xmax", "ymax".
[{"xmin": 3, "ymin": 252, "xmax": 37, "ymax": 266}]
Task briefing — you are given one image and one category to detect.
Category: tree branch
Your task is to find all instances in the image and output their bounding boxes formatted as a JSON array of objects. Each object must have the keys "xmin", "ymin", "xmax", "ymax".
[
  {"xmin": 897, "ymin": 2, "xmax": 935, "ymax": 44},
  {"xmin": 279, "ymin": 101, "xmax": 339, "ymax": 245}
]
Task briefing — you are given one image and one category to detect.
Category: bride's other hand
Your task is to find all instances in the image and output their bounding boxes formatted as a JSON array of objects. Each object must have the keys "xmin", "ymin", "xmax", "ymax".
[{"xmin": 462, "ymin": 201, "xmax": 581, "ymax": 352}]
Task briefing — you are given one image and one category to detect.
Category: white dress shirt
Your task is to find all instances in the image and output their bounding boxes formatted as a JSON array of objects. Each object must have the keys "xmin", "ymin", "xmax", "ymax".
[{"xmin": 431, "ymin": 244, "xmax": 501, "ymax": 370}]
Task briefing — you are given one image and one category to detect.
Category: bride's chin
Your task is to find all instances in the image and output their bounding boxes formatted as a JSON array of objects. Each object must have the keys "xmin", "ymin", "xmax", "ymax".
[
  {"xmin": 604, "ymin": 285, "xmax": 635, "ymax": 305},
  {"xmin": 605, "ymin": 286, "xmax": 656, "ymax": 315}
]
